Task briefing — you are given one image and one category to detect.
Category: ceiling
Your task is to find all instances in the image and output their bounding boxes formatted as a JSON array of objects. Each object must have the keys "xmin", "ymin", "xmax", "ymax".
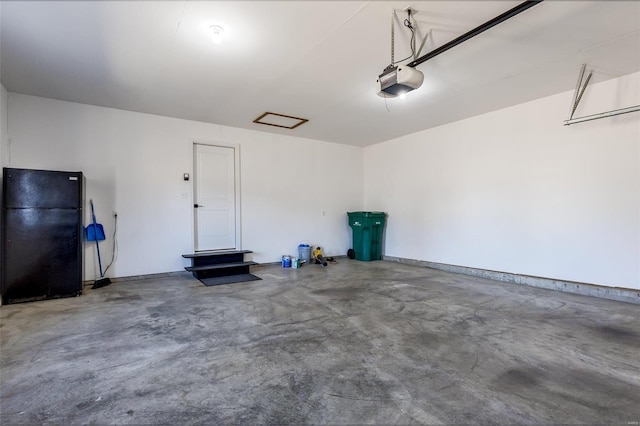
[{"xmin": 1, "ymin": 1, "xmax": 639, "ymax": 147}]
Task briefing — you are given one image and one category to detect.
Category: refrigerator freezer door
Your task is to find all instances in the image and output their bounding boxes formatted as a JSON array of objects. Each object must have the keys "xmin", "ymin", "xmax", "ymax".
[
  {"xmin": 2, "ymin": 208, "xmax": 82, "ymax": 303},
  {"xmin": 3, "ymin": 168, "xmax": 83, "ymax": 209}
]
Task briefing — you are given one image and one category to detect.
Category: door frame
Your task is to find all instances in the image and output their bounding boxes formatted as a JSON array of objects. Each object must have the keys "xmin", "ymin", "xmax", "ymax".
[{"xmin": 191, "ymin": 140, "xmax": 242, "ymax": 252}]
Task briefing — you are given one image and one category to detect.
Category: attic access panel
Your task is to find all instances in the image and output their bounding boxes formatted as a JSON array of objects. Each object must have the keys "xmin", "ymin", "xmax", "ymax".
[{"xmin": 253, "ymin": 112, "xmax": 308, "ymax": 130}]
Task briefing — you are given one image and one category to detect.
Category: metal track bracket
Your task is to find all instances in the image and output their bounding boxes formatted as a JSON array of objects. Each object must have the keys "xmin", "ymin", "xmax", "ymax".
[{"xmin": 564, "ymin": 64, "xmax": 640, "ymax": 126}]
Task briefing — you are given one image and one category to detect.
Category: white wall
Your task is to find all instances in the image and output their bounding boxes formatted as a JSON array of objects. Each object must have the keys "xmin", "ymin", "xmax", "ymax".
[
  {"xmin": 364, "ymin": 72, "xmax": 640, "ymax": 290},
  {"xmin": 7, "ymin": 72, "xmax": 639, "ymax": 289},
  {"xmin": 0, "ymin": 84, "xmax": 7, "ymax": 167},
  {"xmin": 7, "ymin": 94, "xmax": 363, "ymax": 280}
]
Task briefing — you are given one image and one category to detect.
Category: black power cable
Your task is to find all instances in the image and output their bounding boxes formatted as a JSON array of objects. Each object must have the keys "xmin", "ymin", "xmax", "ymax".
[
  {"xmin": 103, "ymin": 213, "xmax": 118, "ymax": 275},
  {"xmin": 392, "ymin": 12, "xmax": 417, "ymax": 65}
]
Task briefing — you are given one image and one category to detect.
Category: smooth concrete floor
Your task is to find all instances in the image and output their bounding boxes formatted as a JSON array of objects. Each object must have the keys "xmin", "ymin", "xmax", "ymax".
[{"xmin": 1, "ymin": 260, "xmax": 639, "ymax": 425}]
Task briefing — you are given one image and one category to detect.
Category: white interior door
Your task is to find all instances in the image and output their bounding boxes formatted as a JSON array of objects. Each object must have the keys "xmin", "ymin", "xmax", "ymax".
[{"xmin": 194, "ymin": 144, "xmax": 237, "ymax": 251}]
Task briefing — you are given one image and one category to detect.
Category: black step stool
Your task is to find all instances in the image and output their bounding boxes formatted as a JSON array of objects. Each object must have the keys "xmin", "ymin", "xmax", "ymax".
[{"xmin": 182, "ymin": 250, "xmax": 256, "ymax": 279}]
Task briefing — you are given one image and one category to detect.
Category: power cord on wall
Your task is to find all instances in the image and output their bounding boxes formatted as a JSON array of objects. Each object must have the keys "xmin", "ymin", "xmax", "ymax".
[{"xmin": 103, "ymin": 212, "xmax": 118, "ymax": 275}]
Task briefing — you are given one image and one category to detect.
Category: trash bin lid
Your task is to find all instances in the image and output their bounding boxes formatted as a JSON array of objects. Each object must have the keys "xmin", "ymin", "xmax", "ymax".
[{"xmin": 348, "ymin": 211, "xmax": 387, "ymax": 217}]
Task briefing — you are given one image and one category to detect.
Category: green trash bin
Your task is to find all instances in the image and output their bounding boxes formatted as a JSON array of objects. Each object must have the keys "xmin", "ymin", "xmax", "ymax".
[{"xmin": 348, "ymin": 211, "xmax": 387, "ymax": 261}]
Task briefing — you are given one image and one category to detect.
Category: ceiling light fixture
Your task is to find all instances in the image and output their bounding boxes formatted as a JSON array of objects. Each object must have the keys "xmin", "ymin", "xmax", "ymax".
[{"xmin": 209, "ymin": 25, "xmax": 224, "ymax": 44}]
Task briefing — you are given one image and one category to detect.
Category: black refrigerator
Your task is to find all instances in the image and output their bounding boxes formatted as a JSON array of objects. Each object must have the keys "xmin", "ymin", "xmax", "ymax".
[{"xmin": 2, "ymin": 168, "xmax": 84, "ymax": 304}]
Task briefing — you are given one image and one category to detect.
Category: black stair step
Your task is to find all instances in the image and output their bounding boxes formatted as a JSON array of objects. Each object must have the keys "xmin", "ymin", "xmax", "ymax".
[
  {"xmin": 182, "ymin": 250, "xmax": 252, "ymax": 259},
  {"xmin": 185, "ymin": 261, "xmax": 257, "ymax": 272}
]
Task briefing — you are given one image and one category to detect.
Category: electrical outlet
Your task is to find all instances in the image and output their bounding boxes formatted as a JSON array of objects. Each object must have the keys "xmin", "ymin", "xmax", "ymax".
[
  {"xmin": 181, "ymin": 192, "xmax": 189, "ymax": 199},
  {"xmin": 113, "ymin": 211, "xmax": 118, "ymax": 217}
]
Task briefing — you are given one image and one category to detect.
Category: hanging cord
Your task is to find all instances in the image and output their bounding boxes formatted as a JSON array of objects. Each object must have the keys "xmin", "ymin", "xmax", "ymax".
[
  {"xmin": 391, "ymin": 9, "xmax": 418, "ymax": 65},
  {"xmin": 406, "ymin": 9, "xmax": 417, "ymax": 60},
  {"xmin": 103, "ymin": 213, "xmax": 118, "ymax": 275}
]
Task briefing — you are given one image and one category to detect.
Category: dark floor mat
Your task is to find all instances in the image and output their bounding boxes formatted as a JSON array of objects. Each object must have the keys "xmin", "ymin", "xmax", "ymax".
[{"xmin": 198, "ymin": 274, "xmax": 262, "ymax": 287}]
